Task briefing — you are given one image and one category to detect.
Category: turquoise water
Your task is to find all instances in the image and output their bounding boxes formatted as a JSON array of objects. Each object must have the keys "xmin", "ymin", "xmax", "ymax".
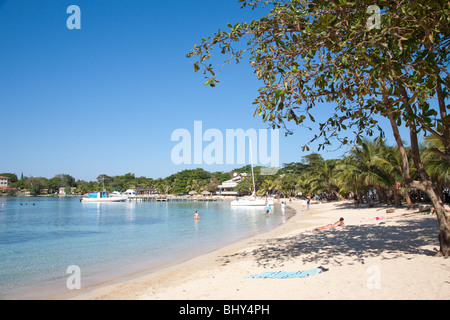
[{"xmin": 0, "ymin": 197, "xmax": 289, "ymax": 299}]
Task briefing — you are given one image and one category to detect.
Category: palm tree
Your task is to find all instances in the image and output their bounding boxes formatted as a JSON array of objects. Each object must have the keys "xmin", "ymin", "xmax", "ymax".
[
  {"xmin": 296, "ymin": 171, "xmax": 312, "ymax": 197},
  {"xmin": 421, "ymin": 135, "xmax": 450, "ymax": 192},
  {"xmin": 260, "ymin": 178, "xmax": 277, "ymax": 195},
  {"xmin": 308, "ymin": 160, "xmax": 339, "ymax": 198},
  {"xmin": 186, "ymin": 179, "xmax": 198, "ymax": 193},
  {"xmin": 155, "ymin": 180, "xmax": 165, "ymax": 194},
  {"xmin": 278, "ymin": 174, "xmax": 298, "ymax": 197},
  {"xmin": 373, "ymin": 142, "xmax": 414, "ymax": 208},
  {"xmin": 337, "ymin": 138, "xmax": 406, "ymax": 206},
  {"xmin": 334, "ymin": 156, "xmax": 365, "ymax": 199}
]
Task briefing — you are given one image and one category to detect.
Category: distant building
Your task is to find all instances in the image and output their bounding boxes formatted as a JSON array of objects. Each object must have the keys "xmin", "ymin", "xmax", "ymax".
[
  {"xmin": 136, "ymin": 188, "xmax": 157, "ymax": 196},
  {"xmin": 17, "ymin": 188, "xmax": 30, "ymax": 196},
  {"xmin": 217, "ymin": 173, "xmax": 246, "ymax": 196},
  {"xmin": 59, "ymin": 187, "xmax": 76, "ymax": 195},
  {"xmin": 0, "ymin": 176, "xmax": 9, "ymax": 189}
]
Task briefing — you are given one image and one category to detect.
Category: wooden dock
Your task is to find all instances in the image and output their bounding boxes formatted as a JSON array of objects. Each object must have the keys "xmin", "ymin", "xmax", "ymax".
[{"xmin": 128, "ymin": 195, "xmax": 224, "ymax": 202}]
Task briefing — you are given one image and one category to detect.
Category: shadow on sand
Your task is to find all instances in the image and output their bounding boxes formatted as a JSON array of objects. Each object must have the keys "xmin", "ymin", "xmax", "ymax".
[{"xmin": 220, "ymin": 216, "xmax": 439, "ymax": 268}]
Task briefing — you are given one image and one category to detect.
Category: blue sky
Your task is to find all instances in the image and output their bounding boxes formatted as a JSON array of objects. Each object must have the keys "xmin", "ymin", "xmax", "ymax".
[{"xmin": 0, "ymin": 0, "xmax": 408, "ymax": 181}]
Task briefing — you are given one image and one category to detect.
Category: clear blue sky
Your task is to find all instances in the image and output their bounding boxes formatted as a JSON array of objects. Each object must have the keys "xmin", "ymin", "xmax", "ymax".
[{"xmin": 0, "ymin": 0, "xmax": 407, "ymax": 181}]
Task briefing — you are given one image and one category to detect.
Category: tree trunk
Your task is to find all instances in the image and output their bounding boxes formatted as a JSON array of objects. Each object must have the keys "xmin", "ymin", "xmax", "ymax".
[
  {"xmin": 428, "ymin": 189, "xmax": 450, "ymax": 257},
  {"xmin": 400, "ymin": 88, "xmax": 450, "ymax": 257},
  {"xmin": 384, "ymin": 88, "xmax": 450, "ymax": 257},
  {"xmin": 393, "ymin": 192, "xmax": 402, "ymax": 207},
  {"xmin": 377, "ymin": 187, "xmax": 388, "ymax": 204},
  {"xmin": 403, "ymin": 189, "xmax": 413, "ymax": 210}
]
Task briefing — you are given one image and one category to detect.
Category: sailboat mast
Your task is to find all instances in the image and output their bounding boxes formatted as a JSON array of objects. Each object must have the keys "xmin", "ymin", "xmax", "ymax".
[{"xmin": 249, "ymin": 139, "xmax": 255, "ymax": 195}]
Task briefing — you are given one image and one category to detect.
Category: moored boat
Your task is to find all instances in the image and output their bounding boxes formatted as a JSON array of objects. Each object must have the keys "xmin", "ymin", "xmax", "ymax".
[
  {"xmin": 231, "ymin": 195, "xmax": 266, "ymax": 206},
  {"xmin": 230, "ymin": 138, "xmax": 270, "ymax": 207},
  {"xmin": 81, "ymin": 191, "xmax": 128, "ymax": 202}
]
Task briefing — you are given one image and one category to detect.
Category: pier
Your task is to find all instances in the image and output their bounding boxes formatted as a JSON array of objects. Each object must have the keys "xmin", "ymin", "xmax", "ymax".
[{"xmin": 127, "ymin": 195, "xmax": 225, "ymax": 202}]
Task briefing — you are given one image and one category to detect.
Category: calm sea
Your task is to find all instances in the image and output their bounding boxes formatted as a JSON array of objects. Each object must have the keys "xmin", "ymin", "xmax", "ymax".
[{"xmin": 0, "ymin": 196, "xmax": 290, "ymax": 299}]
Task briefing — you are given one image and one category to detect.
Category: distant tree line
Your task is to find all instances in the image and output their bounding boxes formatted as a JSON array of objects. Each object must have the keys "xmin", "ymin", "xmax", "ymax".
[{"xmin": 2, "ymin": 137, "xmax": 448, "ymax": 206}]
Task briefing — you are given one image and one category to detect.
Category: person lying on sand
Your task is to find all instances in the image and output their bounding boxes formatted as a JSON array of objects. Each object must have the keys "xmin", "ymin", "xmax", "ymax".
[
  {"xmin": 429, "ymin": 205, "xmax": 450, "ymax": 215},
  {"xmin": 314, "ymin": 217, "xmax": 344, "ymax": 230}
]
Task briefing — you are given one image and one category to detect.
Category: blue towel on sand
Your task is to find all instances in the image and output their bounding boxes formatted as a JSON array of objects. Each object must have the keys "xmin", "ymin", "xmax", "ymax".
[{"xmin": 246, "ymin": 267, "xmax": 326, "ymax": 279}]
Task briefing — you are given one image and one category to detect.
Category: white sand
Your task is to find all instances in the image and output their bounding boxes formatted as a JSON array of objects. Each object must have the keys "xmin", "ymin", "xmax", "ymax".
[{"xmin": 67, "ymin": 200, "xmax": 450, "ymax": 300}]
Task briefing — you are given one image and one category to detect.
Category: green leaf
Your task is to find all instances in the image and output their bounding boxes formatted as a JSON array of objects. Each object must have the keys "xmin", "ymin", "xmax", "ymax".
[
  {"xmin": 204, "ymin": 78, "xmax": 217, "ymax": 87},
  {"xmin": 193, "ymin": 63, "xmax": 200, "ymax": 72},
  {"xmin": 275, "ymin": 89, "xmax": 285, "ymax": 97}
]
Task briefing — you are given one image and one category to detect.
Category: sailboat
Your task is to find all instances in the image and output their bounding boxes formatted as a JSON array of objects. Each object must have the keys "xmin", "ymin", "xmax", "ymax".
[
  {"xmin": 231, "ymin": 139, "xmax": 267, "ymax": 207},
  {"xmin": 230, "ymin": 194, "xmax": 267, "ymax": 206}
]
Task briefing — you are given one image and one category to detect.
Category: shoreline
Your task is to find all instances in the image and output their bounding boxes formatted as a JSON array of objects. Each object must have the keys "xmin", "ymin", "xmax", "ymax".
[
  {"xmin": 1, "ymin": 198, "xmax": 291, "ymax": 300},
  {"xmin": 66, "ymin": 200, "xmax": 450, "ymax": 300},
  {"xmin": 52, "ymin": 201, "xmax": 296, "ymax": 300}
]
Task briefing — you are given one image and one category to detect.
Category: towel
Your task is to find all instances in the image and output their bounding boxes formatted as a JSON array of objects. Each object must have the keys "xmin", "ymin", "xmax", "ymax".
[{"xmin": 246, "ymin": 266, "xmax": 327, "ymax": 279}]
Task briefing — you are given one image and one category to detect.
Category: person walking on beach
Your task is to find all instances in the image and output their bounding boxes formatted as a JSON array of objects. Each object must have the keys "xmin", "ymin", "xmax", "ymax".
[{"xmin": 307, "ymin": 196, "xmax": 311, "ymax": 211}]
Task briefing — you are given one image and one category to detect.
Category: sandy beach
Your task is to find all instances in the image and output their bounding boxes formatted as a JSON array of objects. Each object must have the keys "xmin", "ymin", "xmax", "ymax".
[{"xmin": 67, "ymin": 200, "xmax": 450, "ymax": 300}]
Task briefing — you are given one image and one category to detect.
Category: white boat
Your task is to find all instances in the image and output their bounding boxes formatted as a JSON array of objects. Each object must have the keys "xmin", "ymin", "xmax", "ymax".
[
  {"xmin": 110, "ymin": 191, "xmax": 125, "ymax": 198},
  {"xmin": 230, "ymin": 139, "xmax": 267, "ymax": 207},
  {"xmin": 123, "ymin": 189, "xmax": 136, "ymax": 196},
  {"xmin": 231, "ymin": 195, "xmax": 267, "ymax": 206},
  {"xmin": 81, "ymin": 191, "xmax": 128, "ymax": 202}
]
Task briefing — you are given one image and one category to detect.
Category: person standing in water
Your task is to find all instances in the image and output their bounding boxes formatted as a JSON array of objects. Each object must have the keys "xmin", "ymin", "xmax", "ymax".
[{"xmin": 194, "ymin": 210, "xmax": 199, "ymax": 219}]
